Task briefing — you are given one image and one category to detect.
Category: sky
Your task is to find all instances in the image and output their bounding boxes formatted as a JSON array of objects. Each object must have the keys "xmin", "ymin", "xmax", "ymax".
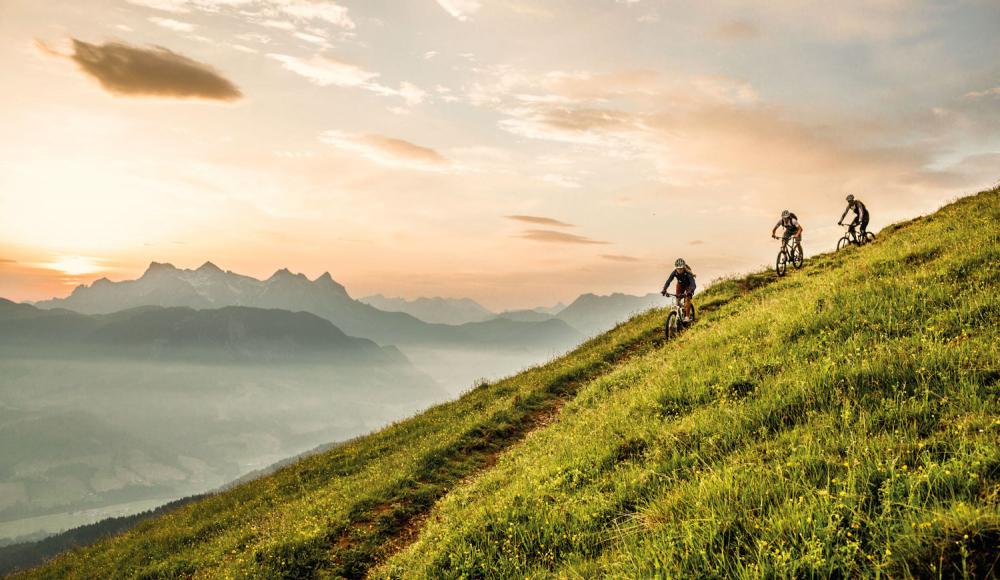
[{"xmin": 0, "ymin": 0, "xmax": 998, "ymax": 310}]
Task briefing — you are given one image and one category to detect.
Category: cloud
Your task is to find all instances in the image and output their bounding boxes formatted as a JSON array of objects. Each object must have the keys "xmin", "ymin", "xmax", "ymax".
[
  {"xmin": 714, "ymin": 20, "xmax": 758, "ymax": 40},
  {"xmin": 505, "ymin": 215, "xmax": 575, "ymax": 227},
  {"xmin": 601, "ymin": 254, "xmax": 639, "ymax": 262},
  {"xmin": 268, "ymin": 53, "xmax": 376, "ymax": 86},
  {"xmin": 149, "ymin": 16, "xmax": 196, "ymax": 31},
  {"xmin": 268, "ymin": 53, "xmax": 426, "ymax": 105},
  {"xmin": 127, "ymin": 0, "xmax": 354, "ymax": 28},
  {"xmin": 518, "ymin": 229, "xmax": 608, "ymax": 245},
  {"xmin": 270, "ymin": 0, "xmax": 354, "ymax": 29},
  {"xmin": 689, "ymin": 240, "xmax": 704, "ymax": 245},
  {"xmin": 435, "ymin": 0, "xmax": 482, "ymax": 21},
  {"xmin": 320, "ymin": 131, "xmax": 450, "ymax": 171},
  {"xmin": 965, "ymin": 86, "xmax": 1000, "ymax": 99},
  {"xmin": 47, "ymin": 39, "xmax": 242, "ymax": 101}
]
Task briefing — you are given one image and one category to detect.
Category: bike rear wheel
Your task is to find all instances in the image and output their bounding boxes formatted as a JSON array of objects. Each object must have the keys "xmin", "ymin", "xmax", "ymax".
[
  {"xmin": 836, "ymin": 236, "xmax": 850, "ymax": 251},
  {"xmin": 792, "ymin": 242, "xmax": 804, "ymax": 268},
  {"xmin": 863, "ymin": 231, "xmax": 876, "ymax": 244},
  {"xmin": 664, "ymin": 312, "xmax": 680, "ymax": 340},
  {"xmin": 776, "ymin": 250, "xmax": 788, "ymax": 276}
]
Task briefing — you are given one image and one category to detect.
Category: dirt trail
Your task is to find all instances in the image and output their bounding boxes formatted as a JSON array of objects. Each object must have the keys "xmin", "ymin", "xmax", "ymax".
[{"xmin": 320, "ymin": 327, "xmax": 662, "ymax": 579}]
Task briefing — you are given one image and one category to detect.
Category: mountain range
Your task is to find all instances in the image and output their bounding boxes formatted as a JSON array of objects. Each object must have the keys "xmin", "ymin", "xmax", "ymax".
[
  {"xmin": 34, "ymin": 263, "xmax": 583, "ymax": 351},
  {"xmin": 0, "ymin": 299, "xmax": 403, "ymax": 365},
  {"xmin": 359, "ymin": 295, "xmax": 496, "ymax": 325},
  {"xmin": 35, "ymin": 262, "xmax": 664, "ymax": 345}
]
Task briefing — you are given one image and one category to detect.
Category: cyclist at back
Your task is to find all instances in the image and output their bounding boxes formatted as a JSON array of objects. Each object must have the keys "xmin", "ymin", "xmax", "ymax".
[
  {"xmin": 771, "ymin": 209, "xmax": 802, "ymax": 242},
  {"xmin": 661, "ymin": 259, "xmax": 696, "ymax": 322},
  {"xmin": 838, "ymin": 194, "xmax": 869, "ymax": 236}
]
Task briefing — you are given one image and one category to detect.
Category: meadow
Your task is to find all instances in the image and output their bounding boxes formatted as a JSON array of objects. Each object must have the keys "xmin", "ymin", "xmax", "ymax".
[{"xmin": 15, "ymin": 187, "xmax": 998, "ymax": 579}]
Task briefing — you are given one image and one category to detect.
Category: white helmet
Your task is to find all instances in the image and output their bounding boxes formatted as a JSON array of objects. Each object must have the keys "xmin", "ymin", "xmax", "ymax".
[
  {"xmin": 781, "ymin": 210, "xmax": 791, "ymax": 218},
  {"xmin": 674, "ymin": 258, "xmax": 686, "ymax": 268}
]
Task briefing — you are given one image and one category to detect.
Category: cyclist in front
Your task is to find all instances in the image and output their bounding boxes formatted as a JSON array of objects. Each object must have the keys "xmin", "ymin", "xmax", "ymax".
[
  {"xmin": 661, "ymin": 259, "xmax": 696, "ymax": 322},
  {"xmin": 771, "ymin": 209, "xmax": 803, "ymax": 243},
  {"xmin": 838, "ymin": 194, "xmax": 869, "ymax": 237}
]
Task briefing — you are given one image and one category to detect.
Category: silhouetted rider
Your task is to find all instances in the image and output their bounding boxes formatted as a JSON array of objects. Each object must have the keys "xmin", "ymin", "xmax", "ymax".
[
  {"xmin": 771, "ymin": 210, "xmax": 803, "ymax": 241},
  {"xmin": 661, "ymin": 258, "xmax": 696, "ymax": 322},
  {"xmin": 839, "ymin": 194, "xmax": 869, "ymax": 236}
]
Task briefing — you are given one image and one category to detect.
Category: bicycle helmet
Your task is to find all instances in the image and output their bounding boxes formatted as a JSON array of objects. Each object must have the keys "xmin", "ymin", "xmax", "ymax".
[
  {"xmin": 846, "ymin": 194, "xmax": 855, "ymax": 202},
  {"xmin": 781, "ymin": 210, "xmax": 791, "ymax": 218},
  {"xmin": 674, "ymin": 258, "xmax": 686, "ymax": 268}
]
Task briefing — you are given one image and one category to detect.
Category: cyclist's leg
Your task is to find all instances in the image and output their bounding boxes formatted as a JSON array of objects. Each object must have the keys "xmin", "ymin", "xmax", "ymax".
[{"xmin": 860, "ymin": 212, "xmax": 870, "ymax": 235}]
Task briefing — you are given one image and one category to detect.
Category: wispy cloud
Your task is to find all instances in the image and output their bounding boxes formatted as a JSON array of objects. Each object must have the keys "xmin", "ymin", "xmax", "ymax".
[
  {"xmin": 268, "ymin": 53, "xmax": 376, "ymax": 87},
  {"xmin": 149, "ymin": 16, "xmax": 196, "ymax": 32},
  {"xmin": 42, "ymin": 38, "xmax": 242, "ymax": 101},
  {"xmin": 268, "ymin": 53, "xmax": 426, "ymax": 105},
  {"xmin": 320, "ymin": 131, "xmax": 450, "ymax": 171},
  {"xmin": 505, "ymin": 215, "xmax": 575, "ymax": 227},
  {"xmin": 965, "ymin": 86, "xmax": 1000, "ymax": 99},
  {"xmin": 127, "ymin": 0, "xmax": 354, "ymax": 28},
  {"xmin": 435, "ymin": 0, "xmax": 482, "ymax": 21},
  {"xmin": 518, "ymin": 229, "xmax": 608, "ymax": 245},
  {"xmin": 601, "ymin": 254, "xmax": 638, "ymax": 262}
]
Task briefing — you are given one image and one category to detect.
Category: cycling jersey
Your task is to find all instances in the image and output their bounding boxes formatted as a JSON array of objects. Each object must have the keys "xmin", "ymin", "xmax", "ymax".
[
  {"xmin": 775, "ymin": 214, "xmax": 801, "ymax": 239},
  {"xmin": 663, "ymin": 269, "xmax": 696, "ymax": 295}
]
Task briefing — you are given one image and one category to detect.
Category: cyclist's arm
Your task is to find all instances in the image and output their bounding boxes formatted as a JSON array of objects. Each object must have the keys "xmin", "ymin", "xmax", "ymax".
[
  {"xmin": 771, "ymin": 221, "xmax": 781, "ymax": 237},
  {"xmin": 662, "ymin": 271, "xmax": 677, "ymax": 293},
  {"xmin": 839, "ymin": 206, "xmax": 850, "ymax": 223}
]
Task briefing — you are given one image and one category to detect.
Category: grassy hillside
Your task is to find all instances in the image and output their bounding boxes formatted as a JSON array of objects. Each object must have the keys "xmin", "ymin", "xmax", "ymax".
[{"xmin": 13, "ymin": 187, "xmax": 998, "ymax": 579}]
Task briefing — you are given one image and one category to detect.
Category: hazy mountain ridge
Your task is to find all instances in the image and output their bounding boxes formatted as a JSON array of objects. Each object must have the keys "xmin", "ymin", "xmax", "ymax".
[
  {"xmin": 0, "ymin": 301, "xmax": 446, "ymax": 543},
  {"xmin": 359, "ymin": 295, "xmax": 495, "ymax": 325},
  {"xmin": 0, "ymin": 300, "xmax": 402, "ymax": 365},
  {"xmin": 555, "ymin": 291, "xmax": 664, "ymax": 336},
  {"xmin": 35, "ymin": 263, "xmax": 582, "ymax": 351}
]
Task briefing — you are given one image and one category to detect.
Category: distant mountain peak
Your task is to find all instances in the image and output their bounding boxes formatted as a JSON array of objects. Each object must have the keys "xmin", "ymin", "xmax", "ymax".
[
  {"xmin": 268, "ymin": 268, "xmax": 309, "ymax": 283},
  {"xmin": 314, "ymin": 272, "xmax": 350, "ymax": 296},
  {"xmin": 197, "ymin": 261, "xmax": 223, "ymax": 274},
  {"xmin": 143, "ymin": 262, "xmax": 178, "ymax": 277}
]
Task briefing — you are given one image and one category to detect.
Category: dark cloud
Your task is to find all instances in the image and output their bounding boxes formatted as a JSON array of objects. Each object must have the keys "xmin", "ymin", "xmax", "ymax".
[
  {"xmin": 0, "ymin": 259, "xmax": 16, "ymax": 263},
  {"xmin": 505, "ymin": 215, "xmax": 575, "ymax": 227},
  {"xmin": 601, "ymin": 254, "xmax": 638, "ymax": 262},
  {"xmin": 518, "ymin": 229, "xmax": 608, "ymax": 245},
  {"xmin": 49, "ymin": 39, "xmax": 242, "ymax": 101}
]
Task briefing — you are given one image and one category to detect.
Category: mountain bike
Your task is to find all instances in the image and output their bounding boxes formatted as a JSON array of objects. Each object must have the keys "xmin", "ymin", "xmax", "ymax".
[
  {"xmin": 773, "ymin": 235, "xmax": 804, "ymax": 276},
  {"xmin": 662, "ymin": 292, "xmax": 696, "ymax": 340},
  {"xmin": 836, "ymin": 223, "xmax": 875, "ymax": 251}
]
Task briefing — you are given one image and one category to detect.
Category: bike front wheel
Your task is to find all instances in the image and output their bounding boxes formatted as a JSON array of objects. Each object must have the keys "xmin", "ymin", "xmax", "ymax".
[
  {"xmin": 776, "ymin": 250, "xmax": 788, "ymax": 276},
  {"xmin": 664, "ymin": 312, "xmax": 680, "ymax": 340},
  {"xmin": 836, "ymin": 236, "xmax": 850, "ymax": 251},
  {"xmin": 792, "ymin": 243, "xmax": 804, "ymax": 268}
]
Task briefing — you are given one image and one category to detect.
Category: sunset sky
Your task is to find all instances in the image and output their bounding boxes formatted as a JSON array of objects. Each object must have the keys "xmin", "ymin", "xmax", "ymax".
[{"xmin": 1, "ymin": 0, "xmax": 998, "ymax": 309}]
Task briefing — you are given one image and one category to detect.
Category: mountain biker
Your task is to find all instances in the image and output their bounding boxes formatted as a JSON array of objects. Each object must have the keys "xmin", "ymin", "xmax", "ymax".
[
  {"xmin": 838, "ymin": 194, "xmax": 869, "ymax": 237},
  {"xmin": 771, "ymin": 209, "xmax": 802, "ymax": 242},
  {"xmin": 661, "ymin": 259, "xmax": 696, "ymax": 322}
]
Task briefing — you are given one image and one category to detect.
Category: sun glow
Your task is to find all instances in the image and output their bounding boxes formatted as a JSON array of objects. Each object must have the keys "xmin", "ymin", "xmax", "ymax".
[{"xmin": 41, "ymin": 256, "xmax": 104, "ymax": 276}]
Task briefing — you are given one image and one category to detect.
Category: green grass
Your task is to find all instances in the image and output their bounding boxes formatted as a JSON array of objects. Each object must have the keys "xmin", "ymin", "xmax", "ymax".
[{"xmin": 16, "ymin": 187, "xmax": 999, "ymax": 579}]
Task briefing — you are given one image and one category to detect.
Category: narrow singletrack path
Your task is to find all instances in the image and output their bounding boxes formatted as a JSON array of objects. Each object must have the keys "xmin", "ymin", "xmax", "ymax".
[{"xmin": 319, "ymin": 326, "xmax": 662, "ymax": 579}]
